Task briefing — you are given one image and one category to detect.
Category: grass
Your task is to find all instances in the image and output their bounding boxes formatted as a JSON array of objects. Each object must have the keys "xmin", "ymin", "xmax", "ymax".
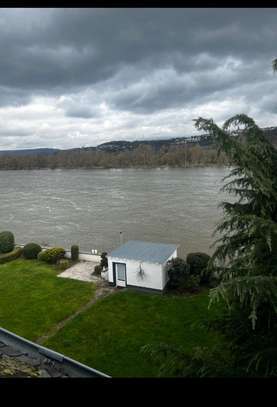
[
  {"xmin": 45, "ymin": 289, "xmax": 226, "ymax": 377},
  {"xmin": 0, "ymin": 259, "xmax": 95, "ymax": 341},
  {"xmin": 0, "ymin": 259, "xmax": 227, "ymax": 377}
]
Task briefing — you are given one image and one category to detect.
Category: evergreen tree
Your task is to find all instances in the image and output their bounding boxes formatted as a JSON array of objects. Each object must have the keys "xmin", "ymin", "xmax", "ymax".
[
  {"xmin": 194, "ymin": 114, "xmax": 277, "ymax": 330},
  {"xmin": 143, "ymin": 115, "xmax": 277, "ymax": 377}
]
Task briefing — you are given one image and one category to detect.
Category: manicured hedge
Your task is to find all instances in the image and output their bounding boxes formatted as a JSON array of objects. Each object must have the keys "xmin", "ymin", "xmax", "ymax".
[
  {"xmin": 0, "ymin": 231, "xmax": 15, "ymax": 254},
  {"xmin": 71, "ymin": 245, "xmax": 79, "ymax": 262},
  {"xmin": 186, "ymin": 252, "xmax": 211, "ymax": 284},
  {"xmin": 166, "ymin": 257, "xmax": 200, "ymax": 292},
  {"xmin": 100, "ymin": 252, "xmax": 108, "ymax": 270},
  {"xmin": 38, "ymin": 247, "xmax": 65, "ymax": 264},
  {"xmin": 0, "ymin": 247, "xmax": 22, "ymax": 264},
  {"xmin": 57, "ymin": 259, "xmax": 71, "ymax": 271},
  {"xmin": 22, "ymin": 243, "xmax": 42, "ymax": 259}
]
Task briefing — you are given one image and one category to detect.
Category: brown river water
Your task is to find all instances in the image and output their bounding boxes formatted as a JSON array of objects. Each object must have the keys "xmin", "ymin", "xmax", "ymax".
[{"xmin": 0, "ymin": 167, "xmax": 230, "ymax": 258}]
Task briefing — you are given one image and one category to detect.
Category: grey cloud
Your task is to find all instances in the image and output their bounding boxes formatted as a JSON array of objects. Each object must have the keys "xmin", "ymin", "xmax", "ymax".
[
  {"xmin": 0, "ymin": 87, "xmax": 31, "ymax": 107},
  {"xmin": 64, "ymin": 105, "xmax": 101, "ymax": 119},
  {"xmin": 0, "ymin": 8, "xmax": 277, "ymax": 149},
  {"xmin": 1, "ymin": 9, "xmax": 277, "ymax": 94},
  {"xmin": 108, "ymin": 59, "xmax": 270, "ymax": 114},
  {"xmin": 58, "ymin": 94, "xmax": 103, "ymax": 118}
]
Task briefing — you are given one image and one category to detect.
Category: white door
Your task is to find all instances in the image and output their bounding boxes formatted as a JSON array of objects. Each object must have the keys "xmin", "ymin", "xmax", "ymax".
[{"xmin": 115, "ymin": 263, "xmax": 127, "ymax": 287}]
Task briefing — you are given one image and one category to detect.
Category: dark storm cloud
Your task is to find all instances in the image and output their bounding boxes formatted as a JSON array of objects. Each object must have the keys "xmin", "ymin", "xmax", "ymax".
[
  {"xmin": 0, "ymin": 8, "xmax": 276, "ymax": 149},
  {"xmin": 1, "ymin": 9, "xmax": 277, "ymax": 93},
  {"xmin": 0, "ymin": 86, "xmax": 31, "ymax": 107}
]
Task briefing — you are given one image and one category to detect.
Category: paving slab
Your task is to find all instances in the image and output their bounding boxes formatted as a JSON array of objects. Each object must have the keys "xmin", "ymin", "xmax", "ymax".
[{"xmin": 58, "ymin": 261, "xmax": 101, "ymax": 282}]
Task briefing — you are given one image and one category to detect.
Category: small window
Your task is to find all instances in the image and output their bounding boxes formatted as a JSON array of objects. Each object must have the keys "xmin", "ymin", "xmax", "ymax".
[{"xmin": 117, "ymin": 263, "xmax": 126, "ymax": 281}]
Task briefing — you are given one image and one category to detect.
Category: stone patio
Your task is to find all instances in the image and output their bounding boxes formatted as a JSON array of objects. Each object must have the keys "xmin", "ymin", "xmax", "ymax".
[{"xmin": 58, "ymin": 261, "xmax": 101, "ymax": 282}]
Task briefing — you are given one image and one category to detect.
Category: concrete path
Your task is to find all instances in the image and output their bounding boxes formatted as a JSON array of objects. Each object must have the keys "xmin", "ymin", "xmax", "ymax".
[{"xmin": 58, "ymin": 261, "xmax": 100, "ymax": 282}]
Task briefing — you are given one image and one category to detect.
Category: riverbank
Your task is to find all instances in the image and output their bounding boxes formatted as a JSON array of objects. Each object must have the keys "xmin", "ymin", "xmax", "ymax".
[
  {"xmin": 0, "ymin": 163, "xmax": 228, "ymax": 171},
  {"xmin": 0, "ymin": 144, "xmax": 229, "ymax": 170}
]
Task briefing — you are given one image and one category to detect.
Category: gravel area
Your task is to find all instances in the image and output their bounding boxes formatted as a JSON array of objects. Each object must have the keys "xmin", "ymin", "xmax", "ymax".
[
  {"xmin": 0, "ymin": 354, "xmax": 40, "ymax": 378},
  {"xmin": 0, "ymin": 342, "xmax": 68, "ymax": 378}
]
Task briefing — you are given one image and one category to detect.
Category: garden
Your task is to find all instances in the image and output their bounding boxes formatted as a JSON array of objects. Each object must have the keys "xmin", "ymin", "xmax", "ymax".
[
  {"xmin": 1, "ymin": 110, "xmax": 277, "ymax": 377},
  {"xmin": 0, "ymin": 229, "xmax": 226, "ymax": 377},
  {"xmin": 0, "ymin": 257, "xmax": 94, "ymax": 341}
]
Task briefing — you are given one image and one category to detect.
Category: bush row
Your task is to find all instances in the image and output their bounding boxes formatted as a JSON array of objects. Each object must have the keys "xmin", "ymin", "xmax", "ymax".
[
  {"xmin": 0, "ymin": 230, "xmax": 81, "ymax": 268},
  {"xmin": 38, "ymin": 247, "xmax": 65, "ymax": 263},
  {"xmin": 167, "ymin": 252, "xmax": 214, "ymax": 293}
]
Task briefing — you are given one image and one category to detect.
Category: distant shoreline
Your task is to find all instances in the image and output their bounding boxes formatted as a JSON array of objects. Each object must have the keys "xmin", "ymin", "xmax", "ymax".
[{"xmin": 0, "ymin": 164, "xmax": 228, "ymax": 171}]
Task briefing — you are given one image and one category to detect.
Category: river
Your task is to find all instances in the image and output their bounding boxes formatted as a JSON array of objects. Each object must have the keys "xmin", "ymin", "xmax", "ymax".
[{"xmin": 0, "ymin": 167, "xmax": 230, "ymax": 257}]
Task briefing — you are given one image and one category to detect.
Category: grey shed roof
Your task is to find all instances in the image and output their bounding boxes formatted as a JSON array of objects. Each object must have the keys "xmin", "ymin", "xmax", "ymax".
[{"xmin": 109, "ymin": 240, "xmax": 178, "ymax": 264}]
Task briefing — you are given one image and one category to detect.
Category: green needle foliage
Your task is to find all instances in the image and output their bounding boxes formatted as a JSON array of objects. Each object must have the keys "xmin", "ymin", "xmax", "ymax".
[
  {"xmin": 142, "ymin": 115, "xmax": 277, "ymax": 376},
  {"xmin": 194, "ymin": 114, "xmax": 277, "ymax": 330}
]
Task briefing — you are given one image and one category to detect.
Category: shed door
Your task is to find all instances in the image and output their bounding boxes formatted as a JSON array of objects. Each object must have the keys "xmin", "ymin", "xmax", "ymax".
[{"xmin": 114, "ymin": 262, "xmax": 127, "ymax": 287}]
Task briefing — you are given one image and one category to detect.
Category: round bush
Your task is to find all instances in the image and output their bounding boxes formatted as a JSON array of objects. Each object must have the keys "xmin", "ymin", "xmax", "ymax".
[
  {"xmin": 71, "ymin": 245, "xmax": 79, "ymax": 262},
  {"xmin": 181, "ymin": 275, "xmax": 201, "ymax": 293},
  {"xmin": 0, "ymin": 231, "xmax": 15, "ymax": 254},
  {"xmin": 186, "ymin": 252, "xmax": 211, "ymax": 284},
  {"xmin": 57, "ymin": 258, "xmax": 71, "ymax": 271},
  {"xmin": 167, "ymin": 257, "xmax": 190, "ymax": 289},
  {"xmin": 38, "ymin": 247, "xmax": 65, "ymax": 264},
  {"xmin": 22, "ymin": 243, "xmax": 42, "ymax": 259}
]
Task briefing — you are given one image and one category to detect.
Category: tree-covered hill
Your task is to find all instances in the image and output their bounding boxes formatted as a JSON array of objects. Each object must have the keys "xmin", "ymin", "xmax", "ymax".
[{"xmin": 0, "ymin": 126, "xmax": 276, "ymax": 158}]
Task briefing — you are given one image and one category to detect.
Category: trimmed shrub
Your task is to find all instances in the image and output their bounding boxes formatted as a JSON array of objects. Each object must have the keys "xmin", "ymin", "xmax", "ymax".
[
  {"xmin": 38, "ymin": 247, "xmax": 65, "ymax": 264},
  {"xmin": 0, "ymin": 231, "xmax": 15, "ymax": 254},
  {"xmin": 186, "ymin": 252, "xmax": 211, "ymax": 284},
  {"xmin": 56, "ymin": 258, "xmax": 71, "ymax": 271},
  {"xmin": 100, "ymin": 252, "xmax": 108, "ymax": 270},
  {"xmin": 0, "ymin": 247, "xmax": 22, "ymax": 264},
  {"xmin": 93, "ymin": 265, "xmax": 102, "ymax": 276},
  {"xmin": 167, "ymin": 258, "xmax": 190, "ymax": 288},
  {"xmin": 22, "ymin": 243, "xmax": 42, "ymax": 259},
  {"xmin": 167, "ymin": 257, "xmax": 188, "ymax": 289},
  {"xmin": 71, "ymin": 245, "xmax": 79, "ymax": 262},
  {"xmin": 181, "ymin": 275, "xmax": 201, "ymax": 293},
  {"xmin": 167, "ymin": 257, "xmax": 200, "ymax": 293}
]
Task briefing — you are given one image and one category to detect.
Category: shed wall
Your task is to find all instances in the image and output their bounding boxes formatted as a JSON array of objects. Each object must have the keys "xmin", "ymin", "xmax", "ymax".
[{"xmin": 108, "ymin": 256, "xmax": 164, "ymax": 290}]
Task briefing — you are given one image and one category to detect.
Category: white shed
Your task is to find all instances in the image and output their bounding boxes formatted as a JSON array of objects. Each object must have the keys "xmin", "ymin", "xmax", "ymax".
[{"xmin": 107, "ymin": 240, "xmax": 178, "ymax": 292}]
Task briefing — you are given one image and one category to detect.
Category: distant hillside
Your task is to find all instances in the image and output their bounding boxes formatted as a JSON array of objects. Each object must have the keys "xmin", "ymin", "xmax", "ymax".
[
  {"xmin": 77, "ymin": 127, "xmax": 277, "ymax": 153},
  {"xmin": 0, "ymin": 126, "xmax": 276, "ymax": 157},
  {"xmin": 93, "ymin": 134, "xmax": 212, "ymax": 153}
]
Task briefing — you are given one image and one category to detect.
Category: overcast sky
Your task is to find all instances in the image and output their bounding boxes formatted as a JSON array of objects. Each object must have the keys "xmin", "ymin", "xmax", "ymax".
[{"xmin": 0, "ymin": 8, "xmax": 276, "ymax": 150}]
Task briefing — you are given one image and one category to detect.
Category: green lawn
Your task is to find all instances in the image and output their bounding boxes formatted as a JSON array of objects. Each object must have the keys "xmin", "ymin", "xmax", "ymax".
[
  {"xmin": 0, "ymin": 259, "xmax": 226, "ymax": 377},
  {"xmin": 45, "ymin": 290, "xmax": 226, "ymax": 377},
  {"xmin": 0, "ymin": 259, "xmax": 94, "ymax": 341}
]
